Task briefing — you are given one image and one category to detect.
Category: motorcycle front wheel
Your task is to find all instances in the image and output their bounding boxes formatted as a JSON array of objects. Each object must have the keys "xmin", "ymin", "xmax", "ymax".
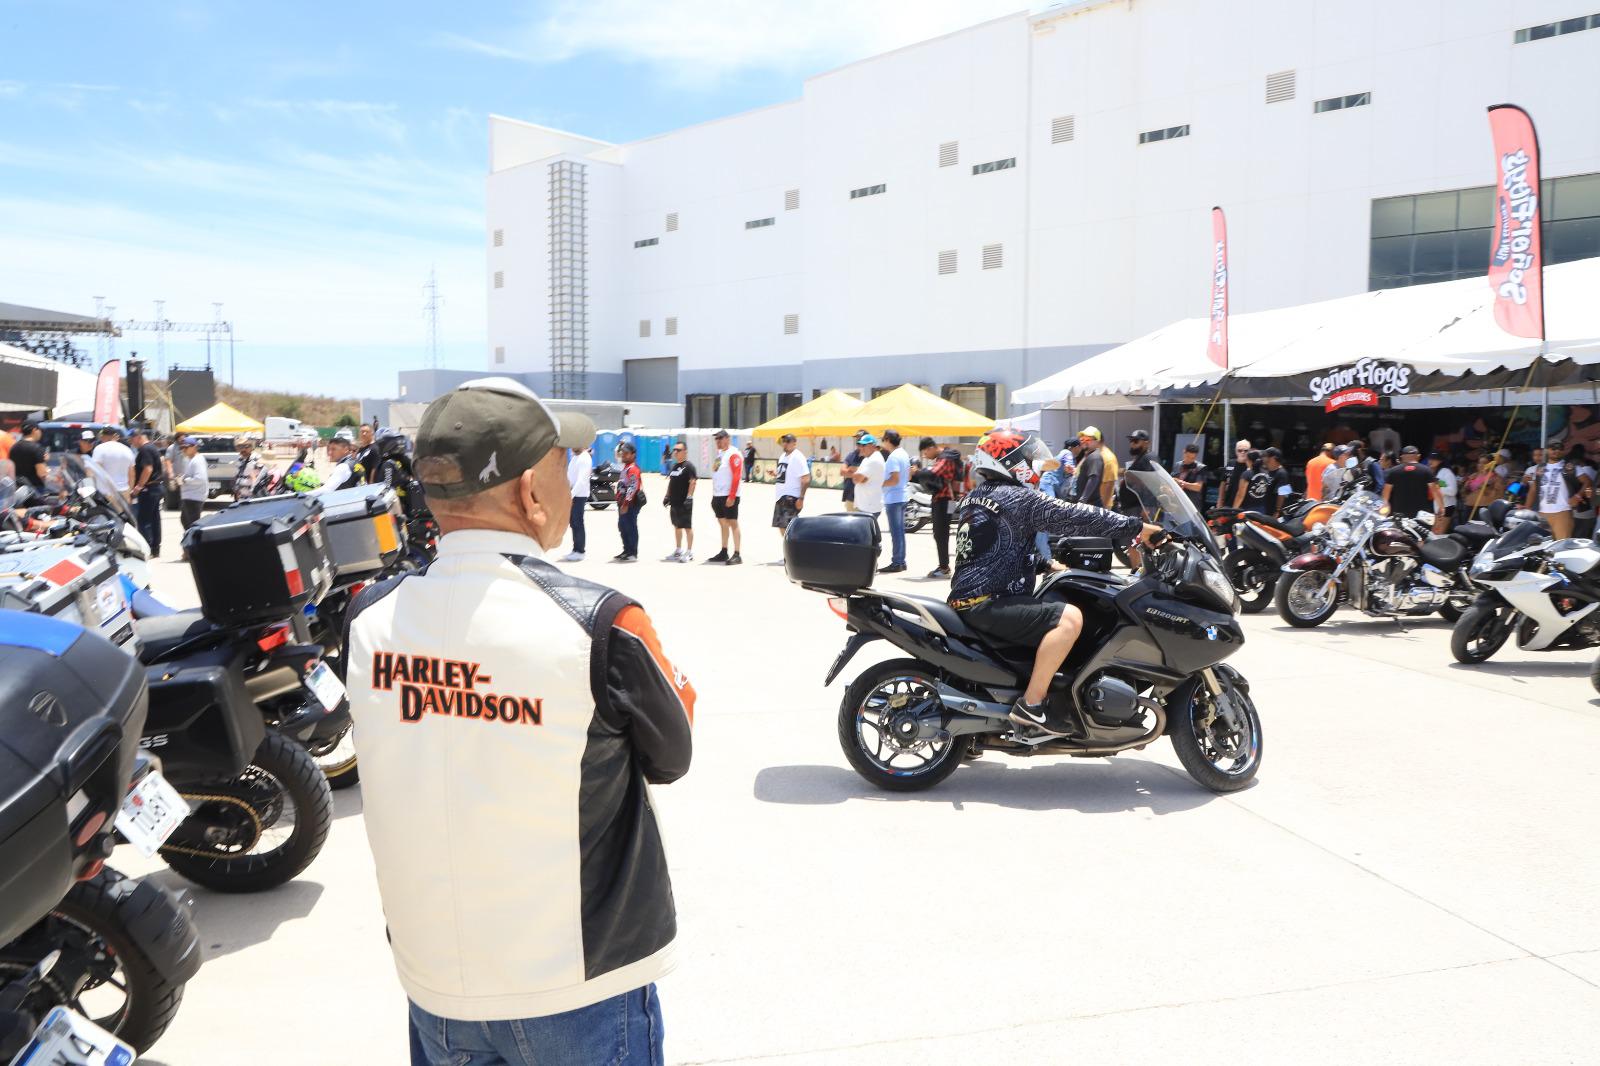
[
  {"xmin": 1169, "ymin": 672, "xmax": 1262, "ymax": 793},
  {"xmin": 838, "ymin": 660, "xmax": 966, "ymax": 792},
  {"xmin": 1274, "ymin": 570, "xmax": 1339, "ymax": 628},
  {"xmin": 1451, "ymin": 603, "xmax": 1514, "ymax": 664},
  {"xmin": 162, "ymin": 731, "xmax": 334, "ymax": 893},
  {"xmin": 1223, "ymin": 549, "xmax": 1277, "ymax": 614},
  {"xmin": 905, "ymin": 503, "xmax": 929, "ymax": 533},
  {"xmin": 1590, "ymin": 653, "xmax": 1600, "ymax": 696}
]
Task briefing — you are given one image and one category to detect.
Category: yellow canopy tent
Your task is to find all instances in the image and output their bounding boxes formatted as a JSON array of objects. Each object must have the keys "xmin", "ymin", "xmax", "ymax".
[
  {"xmin": 173, "ymin": 401, "xmax": 266, "ymax": 436},
  {"xmin": 811, "ymin": 384, "xmax": 995, "ymax": 437},
  {"xmin": 751, "ymin": 389, "xmax": 867, "ymax": 438}
]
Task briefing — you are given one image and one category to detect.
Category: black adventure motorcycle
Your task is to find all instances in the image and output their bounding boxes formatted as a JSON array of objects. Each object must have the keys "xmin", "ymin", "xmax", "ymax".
[{"xmin": 785, "ymin": 466, "xmax": 1262, "ymax": 794}]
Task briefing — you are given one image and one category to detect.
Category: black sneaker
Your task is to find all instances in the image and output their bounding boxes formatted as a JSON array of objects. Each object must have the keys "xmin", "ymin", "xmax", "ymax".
[
  {"xmin": 1008, "ymin": 697, "xmax": 1070, "ymax": 737},
  {"xmin": 613, "ymin": 552, "xmax": 631, "ymax": 561},
  {"xmin": 706, "ymin": 549, "xmax": 729, "ymax": 563},
  {"xmin": 880, "ymin": 563, "xmax": 907, "ymax": 574},
  {"xmin": 727, "ymin": 552, "xmax": 743, "ymax": 565}
]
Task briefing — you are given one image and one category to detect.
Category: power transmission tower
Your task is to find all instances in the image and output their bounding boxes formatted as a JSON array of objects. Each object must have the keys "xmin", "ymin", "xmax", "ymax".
[{"xmin": 422, "ymin": 267, "xmax": 443, "ymax": 369}]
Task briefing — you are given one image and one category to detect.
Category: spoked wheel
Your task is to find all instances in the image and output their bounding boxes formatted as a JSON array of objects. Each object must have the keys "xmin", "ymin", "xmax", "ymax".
[
  {"xmin": 1450, "ymin": 603, "xmax": 1515, "ymax": 664},
  {"xmin": 1223, "ymin": 550, "xmax": 1277, "ymax": 614},
  {"xmin": 1274, "ymin": 570, "xmax": 1339, "ymax": 628},
  {"xmin": 161, "ymin": 732, "xmax": 333, "ymax": 892},
  {"xmin": 838, "ymin": 660, "xmax": 965, "ymax": 791},
  {"xmin": 1169, "ymin": 672, "xmax": 1262, "ymax": 793},
  {"xmin": 306, "ymin": 724, "xmax": 360, "ymax": 790}
]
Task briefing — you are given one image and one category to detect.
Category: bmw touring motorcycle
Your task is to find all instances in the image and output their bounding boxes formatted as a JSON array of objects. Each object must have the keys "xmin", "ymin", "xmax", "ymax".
[{"xmin": 785, "ymin": 467, "xmax": 1262, "ymax": 794}]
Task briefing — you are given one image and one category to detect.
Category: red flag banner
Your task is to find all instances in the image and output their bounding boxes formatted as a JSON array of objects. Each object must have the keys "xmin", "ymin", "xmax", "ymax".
[
  {"xmin": 93, "ymin": 359, "xmax": 122, "ymax": 424},
  {"xmin": 1206, "ymin": 206, "xmax": 1229, "ymax": 369},
  {"xmin": 1486, "ymin": 104, "xmax": 1544, "ymax": 340}
]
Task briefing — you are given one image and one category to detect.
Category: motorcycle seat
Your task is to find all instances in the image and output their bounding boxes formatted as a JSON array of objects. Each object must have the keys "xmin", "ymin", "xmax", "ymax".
[
  {"xmin": 131, "ymin": 587, "xmax": 178, "ymax": 618},
  {"xmin": 887, "ymin": 593, "xmax": 978, "ymax": 640},
  {"xmin": 1239, "ymin": 511, "xmax": 1303, "ymax": 535},
  {"xmin": 1421, "ymin": 537, "xmax": 1467, "ymax": 569},
  {"xmin": 1452, "ymin": 521, "xmax": 1497, "ymax": 547},
  {"xmin": 133, "ymin": 608, "xmax": 224, "ymax": 661}
]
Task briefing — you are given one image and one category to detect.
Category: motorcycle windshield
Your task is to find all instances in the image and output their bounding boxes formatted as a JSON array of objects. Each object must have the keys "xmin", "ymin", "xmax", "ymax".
[
  {"xmin": 1124, "ymin": 467, "xmax": 1221, "ymax": 559},
  {"xmin": 1485, "ymin": 520, "xmax": 1548, "ymax": 559},
  {"xmin": 55, "ymin": 455, "xmax": 139, "ymax": 526}
]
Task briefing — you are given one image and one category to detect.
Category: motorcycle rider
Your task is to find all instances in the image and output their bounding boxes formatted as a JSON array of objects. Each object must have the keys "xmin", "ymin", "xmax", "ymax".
[
  {"xmin": 950, "ymin": 431, "xmax": 1161, "ymax": 737},
  {"xmin": 311, "ymin": 429, "xmax": 362, "ymax": 495}
]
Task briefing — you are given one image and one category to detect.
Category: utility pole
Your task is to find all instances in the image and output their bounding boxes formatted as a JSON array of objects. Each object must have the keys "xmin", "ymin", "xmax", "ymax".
[{"xmin": 423, "ymin": 267, "xmax": 443, "ymax": 369}]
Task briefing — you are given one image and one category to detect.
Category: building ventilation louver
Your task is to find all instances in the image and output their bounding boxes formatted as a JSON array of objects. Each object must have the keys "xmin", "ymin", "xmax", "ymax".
[
  {"xmin": 938, "ymin": 250, "xmax": 958, "ymax": 275},
  {"xmin": 1265, "ymin": 70, "xmax": 1296, "ymax": 103},
  {"xmin": 665, "ymin": 212, "xmax": 679, "ymax": 232},
  {"xmin": 494, "ymin": 346, "xmax": 505, "ymax": 364},
  {"xmin": 639, "ymin": 319, "xmax": 651, "ymax": 338},
  {"xmin": 783, "ymin": 314, "xmax": 799, "ymax": 335},
  {"xmin": 1051, "ymin": 115, "xmax": 1075, "ymax": 143},
  {"xmin": 982, "ymin": 244, "xmax": 1003, "ymax": 270},
  {"xmin": 492, "ymin": 229, "xmax": 504, "ymax": 247},
  {"xmin": 939, "ymin": 141, "xmax": 959, "ymax": 167},
  {"xmin": 665, "ymin": 316, "xmax": 677, "ymax": 336},
  {"xmin": 785, "ymin": 188, "xmax": 800, "ymax": 210},
  {"xmin": 493, "ymin": 271, "xmax": 504, "ymax": 288},
  {"xmin": 745, "ymin": 217, "xmax": 775, "ymax": 229}
]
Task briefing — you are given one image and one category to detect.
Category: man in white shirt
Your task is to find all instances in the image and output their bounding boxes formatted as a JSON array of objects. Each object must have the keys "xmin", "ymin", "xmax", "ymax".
[
  {"xmin": 311, "ymin": 430, "xmax": 360, "ymax": 496},
  {"xmin": 1428, "ymin": 451, "xmax": 1459, "ymax": 530},
  {"xmin": 563, "ymin": 445, "xmax": 593, "ymax": 562},
  {"xmin": 852, "ymin": 431, "xmax": 887, "ymax": 536},
  {"xmin": 91, "ymin": 427, "xmax": 135, "ymax": 498},
  {"xmin": 771, "ymin": 433, "xmax": 810, "ymax": 533},
  {"xmin": 707, "ymin": 429, "xmax": 743, "ymax": 565}
]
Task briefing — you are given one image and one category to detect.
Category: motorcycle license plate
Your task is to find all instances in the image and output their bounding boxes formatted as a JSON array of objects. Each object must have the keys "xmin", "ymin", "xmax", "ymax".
[
  {"xmin": 305, "ymin": 660, "xmax": 347, "ymax": 711},
  {"xmin": 10, "ymin": 1005, "xmax": 136, "ymax": 1065},
  {"xmin": 114, "ymin": 770, "xmax": 190, "ymax": 859}
]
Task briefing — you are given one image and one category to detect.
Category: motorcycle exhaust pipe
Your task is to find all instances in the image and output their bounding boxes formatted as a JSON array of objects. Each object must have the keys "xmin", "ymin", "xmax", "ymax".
[{"xmin": 934, "ymin": 682, "xmax": 1014, "ymax": 736}]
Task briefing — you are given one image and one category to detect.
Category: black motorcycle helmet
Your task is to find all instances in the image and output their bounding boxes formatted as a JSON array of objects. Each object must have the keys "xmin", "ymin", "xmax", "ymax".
[{"xmin": 374, "ymin": 427, "xmax": 410, "ymax": 460}]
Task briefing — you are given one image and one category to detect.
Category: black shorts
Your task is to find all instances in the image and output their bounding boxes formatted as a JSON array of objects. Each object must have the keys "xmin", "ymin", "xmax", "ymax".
[
  {"xmin": 712, "ymin": 497, "xmax": 740, "ymax": 520},
  {"xmin": 670, "ymin": 501, "xmax": 694, "ymax": 529},
  {"xmin": 957, "ymin": 596, "xmax": 1065, "ymax": 648},
  {"xmin": 773, "ymin": 496, "xmax": 800, "ymax": 529}
]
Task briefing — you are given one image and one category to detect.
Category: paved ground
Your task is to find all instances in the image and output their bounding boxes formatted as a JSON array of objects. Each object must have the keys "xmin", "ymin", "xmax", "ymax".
[{"xmin": 124, "ymin": 480, "xmax": 1600, "ymax": 1064}]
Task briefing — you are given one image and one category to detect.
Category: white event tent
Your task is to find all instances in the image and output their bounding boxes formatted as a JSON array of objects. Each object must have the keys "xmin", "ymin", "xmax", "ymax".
[{"xmin": 1015, "ymin": 256, "xmax": 1600, "ymax": 407}]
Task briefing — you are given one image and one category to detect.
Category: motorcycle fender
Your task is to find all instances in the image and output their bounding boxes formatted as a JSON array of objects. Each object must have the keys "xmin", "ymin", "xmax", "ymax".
[
  {"xmin": 1472, "ymin": 589, "xmax": 1502, "ymax": 607},
  {"xmin": 824, "ymin": 631, "xmax": 880, "ymax": 687},
  {"xmin": 276, "ymin": 695, "xmax": 351, "ymax": 742},
  {"xmin": 1285, "ymin": 552, "xmax": 1335, "ymax": 573},
  {"xmin": 1235, "ymin": 525, "xmax": 1285, "ymax": 560},
  {"xmin": 102, "ymin": 874, "xmax": 202, "ymax": 984}
]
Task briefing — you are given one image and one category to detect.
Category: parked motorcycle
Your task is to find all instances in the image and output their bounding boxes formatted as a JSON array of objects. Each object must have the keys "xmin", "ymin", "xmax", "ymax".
[
  {"xmin": 1449, "ymin": 511, "xmax": 1600, "ymax": 664},
  {"xmin": 1273, "ymin": 491, "xmax": 1488, "ymax": 628},
  {"xmin": 1219, "ymin": 495, "xmax": 1340, "ymax": 613},
  {"xmin": 589, "ymin": 461, "xmax": 620, "ymax": 510},
  {"xmin": 786, "ymin": 467, "xmax": 1262, "ymax": 794},
  {"xmin": 904, "ymin": 487, "xmax": 932, "ymax": 533}
]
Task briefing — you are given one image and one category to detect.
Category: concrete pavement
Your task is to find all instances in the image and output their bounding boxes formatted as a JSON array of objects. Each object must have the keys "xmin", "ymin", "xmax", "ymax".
[{"xmin": 125, "ymin": 482, "xmax": 1600, "ymax": 1064}]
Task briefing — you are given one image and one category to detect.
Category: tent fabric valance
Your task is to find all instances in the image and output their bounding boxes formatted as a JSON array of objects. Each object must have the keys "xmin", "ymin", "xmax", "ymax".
[
  {"xmin": 751, "ymin": 389, "xmax": 866, "ymax": 438},
  {"xmin": 173, "ymin": 401, "xmax": 265, "ymax": 435},
  {"xmin": 1014, "ymin": 256, "xmax": 1600, "ymax": 407},
  {"xmin": 804, "ymin": 384, "xmax": 995, "ymax": 438}
]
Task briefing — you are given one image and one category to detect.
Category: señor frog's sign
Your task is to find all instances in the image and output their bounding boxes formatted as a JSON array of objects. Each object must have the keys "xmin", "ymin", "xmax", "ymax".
[{"xmin": 1308, "ymin": 358, "xmax": 1412, "ymax": 412}]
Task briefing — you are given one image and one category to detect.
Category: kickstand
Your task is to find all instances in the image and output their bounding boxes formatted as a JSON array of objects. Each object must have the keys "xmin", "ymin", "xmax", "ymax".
[{"xmin": 1392, "ymin": 613, "xmax": 1408, "ymax": 634}]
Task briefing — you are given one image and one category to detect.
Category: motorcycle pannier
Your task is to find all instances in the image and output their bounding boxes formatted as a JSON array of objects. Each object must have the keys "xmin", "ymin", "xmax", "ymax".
[
  {"xmin": 317, "ymin": 484, "xmax": 405, "ymax": 580},
  {"xmin": 183, "ymin": 495, "xmax": 334, "ymax": 626},
  {"xmin": 0, "ymin": 541, "xmax": 138, "ymax": 650},
  {"xmin": 783, "ymin": 513, "xmax": 879, "ymax": 593},
  {"xmin": 0, "ymin": 613, "xmax": 148, "ymax": 944}
]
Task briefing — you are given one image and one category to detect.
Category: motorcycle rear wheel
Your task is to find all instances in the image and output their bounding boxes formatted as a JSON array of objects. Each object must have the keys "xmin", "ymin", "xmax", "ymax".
[
  {"xmin": 1590, "ymin": 653, "xmax": 1600, "ymax": 696},
  {"xmin": 1223, "ymin": 550, "xmax": 1276, "ymax": 614},
  {"xmin": 1169, "ymin": 673, "xmax": 1262, "ymax": 793},
  {"xmin": 1274, "ymin": 570, "xmax": 1339, "ymax": 628},
  {"xmin": 838, "ymin": 660, "xmax": 965, "ymax": 792},
  {"xmin": 1451, "ymin": 603, "xmax": 1513, "ymax": 664}
]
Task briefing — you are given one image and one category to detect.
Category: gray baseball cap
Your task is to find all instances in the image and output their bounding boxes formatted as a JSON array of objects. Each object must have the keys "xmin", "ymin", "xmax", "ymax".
[{"xmin": 415, "ymin": 377, "xmax": 596, "ymax": 499}]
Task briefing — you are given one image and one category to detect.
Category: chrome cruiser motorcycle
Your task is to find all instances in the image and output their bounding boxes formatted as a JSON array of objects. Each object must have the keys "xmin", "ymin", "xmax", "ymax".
[
  {"xmin": 1273, "ymin": 491, "xmax": 1488, "ymax": 628},
  {"xmin": 786, "ymin": 467, "xmax": 1262, "ymax": 794}
]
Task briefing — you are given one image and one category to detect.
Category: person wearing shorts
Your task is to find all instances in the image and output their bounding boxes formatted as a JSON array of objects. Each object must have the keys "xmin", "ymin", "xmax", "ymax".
[
  {"xmin": 707, "ymin": 429, "xmax": 743, "ymax": 564},
  {"xmin": 771, "ymin": 433, "xmax": 810, "ymax": 535},
  {"xmin": 663, "ymin": 442, "xmax": 698, "ymax": 561}
]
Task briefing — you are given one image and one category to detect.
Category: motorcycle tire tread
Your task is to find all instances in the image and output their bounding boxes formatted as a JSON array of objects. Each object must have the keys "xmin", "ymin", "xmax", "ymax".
[{"xmin": 838, "ymin": 659, "xmax": 967, "ymax": 793}]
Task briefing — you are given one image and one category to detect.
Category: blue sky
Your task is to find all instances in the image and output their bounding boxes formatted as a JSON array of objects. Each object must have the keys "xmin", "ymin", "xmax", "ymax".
[{"xmin": 0, "ymin": 1, "xmax": 1021, "ymax": 398}]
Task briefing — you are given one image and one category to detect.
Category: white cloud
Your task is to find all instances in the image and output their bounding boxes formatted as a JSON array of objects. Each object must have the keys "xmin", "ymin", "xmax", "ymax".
[
  {"xmin": 241, "ymin": 98, "xmax": 411, "ymax": 144},
  {"xmin": 445, "ymin": 0, "xmax": 1029, "ymax": 81}
]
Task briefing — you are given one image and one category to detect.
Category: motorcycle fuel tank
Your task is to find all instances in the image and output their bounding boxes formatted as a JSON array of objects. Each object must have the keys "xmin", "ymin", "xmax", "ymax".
[
  {"xmin": 1371, "ymin": 528, "xmax": 1419, "ymax": 558},
  {"xmin": 1286, "ymin": 551, "xmax": 1335, "ymax": 572}
]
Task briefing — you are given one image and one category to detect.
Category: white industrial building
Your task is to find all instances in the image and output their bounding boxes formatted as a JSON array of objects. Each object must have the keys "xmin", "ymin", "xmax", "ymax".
[{"xmin": 458, "ymin": 0, "xmax": 1600, "ymax": 428}]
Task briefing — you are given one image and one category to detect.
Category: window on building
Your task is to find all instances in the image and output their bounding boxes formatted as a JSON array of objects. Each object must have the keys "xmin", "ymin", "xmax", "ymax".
[
  {"xmin": 1314, "ymin": 92, "xmax": 1371, "ymax": 113},
  {"xmin": 1368, "ymin": 171, "xmax": 1600, "ymax": 290},
  {"xmin": 1265, "ymin": 70, "xmax": 1296, "ymax": 103},
  {"xmin": 939, "ymin": 141, "xmax": 959, "ymax": 167},
  {"xmin": 849, "ymin": 184, "xmax": 887, "ymax": 199},
  {"xmin": 1138, "ymin": 124, "xmax": 1190, "ymax": 144},
  {"xmin": 972, "ymin": 157, "xmax": 1017, "ymax": 175},
  {"xmin": 1051, "ymin": 115, "xmax": 1075, "ymax": 144},
  {"xmin": 494, "ymin": 346, "xmax": 505, "ymax": 364},
  {"xmin": 665, "ymin": 212, "xmax": 679, "ymax": 232},
  {"xmin": 777, "ymin": 392, "xmax": 803, "ymax": 415},
  {"xmin": 634, "ymin": 237, "xmax": 659, "ymax": 248},
  {"xmin": 685, "ymin": 394, "xmax": 719, "ymax": 428},
  {"xmin": 938, "ymin": 249, "xmax": 957, "ymax": 275},
  {"xmin": 745, "ymin": 217, "xmax": 776, "ymax": 229},
  {"xmin": 639, "ymin": 319, "xmax": 651, "ymax": 338},
  {"xmin": 493, "ymin": 271, "xmax": 504, "ymax": 288},
  {"xmin": 784, "ymin": 314, "xmax": 799, "ymax": 335},
  {"xmin": 492, "ymin": 229, "xmax": 504, "ymax": 247},
  {"xmin": 983, "ymin": 243, "xmax": 1004, "ymax": 270},
  {"xmin": 785, "ymin": 188, "xmax": 800, "ymax": 210},
  {"xmin": 665, "ymin": 316, "xmax": 678, "ymax": 336},
  {"xmin": 1514, "ymin": 13, "xmax": 1600, "ymax": 42},
  {"xmin": 943, "ymin": 382, "xmax": 1001, "ymax": 418}
]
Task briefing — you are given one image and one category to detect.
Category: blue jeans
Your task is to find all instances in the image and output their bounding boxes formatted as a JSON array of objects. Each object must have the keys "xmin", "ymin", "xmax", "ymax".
[
  {"xmin": 408, "ymin": 986, "xmax": 663, "ymax": 1066},
  {"xmin": 134, "ymin": 487, "xmax": 162, "ymax": 555},
  {"xmin": 885, "ymin": 501, "xmax": 907, "ymax": 567},
  {"xmin": 618, "ymin": 505, "xmax": 639, "ymax": 556},
  {"xmin": 569, "ymin": 497, "xmax": 587, "ymax": 554}
]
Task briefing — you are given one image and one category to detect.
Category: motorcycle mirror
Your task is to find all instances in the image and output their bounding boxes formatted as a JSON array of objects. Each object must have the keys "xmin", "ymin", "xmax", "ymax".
[{"xmin": 76, "ymin": 482, "xmax": 95, "ymax": 499}]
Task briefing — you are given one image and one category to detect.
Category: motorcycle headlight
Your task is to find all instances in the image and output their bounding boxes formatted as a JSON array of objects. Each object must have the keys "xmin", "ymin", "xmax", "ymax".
[
  {"xmin": 1327, "ymin": 523, "xmax": 1352, "ymax": 548},
  {"xmin": 1198, "ymin": 557, "xmax": 1241, "ymax": 614},
  {"xmin": 1470, "ymin": 552, "xmax": 1494, "ymax": 575}
]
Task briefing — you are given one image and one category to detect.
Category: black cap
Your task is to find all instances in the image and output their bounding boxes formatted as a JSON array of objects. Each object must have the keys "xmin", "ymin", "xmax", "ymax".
[
  {"xmin": 1400, "ymin": 445, "xmax": 1421, "ymax": 456},
  {"xmin": 1128, "ymin": 429, "xmax": 1150, "ymax": 442},
  {"xmin": 1183, "ymin": 442, "xmax": 1199, "ymax": 453},
  {"xmin": 414, "ymin": 377, "xmax": 596, "ymax": 499},
  {"xmin": 1262, "ymin": 446, "xmax": 1283, "ymax": 459},
  {"xmin": 713, "ymin": 429, "xmax": 730, "ymax": 440}
]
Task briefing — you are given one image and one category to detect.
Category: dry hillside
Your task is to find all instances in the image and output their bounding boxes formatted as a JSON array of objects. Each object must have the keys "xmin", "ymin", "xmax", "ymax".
[{"xmin": 215, "ymin": 383, "xmax": 359, "ymax": 428}]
